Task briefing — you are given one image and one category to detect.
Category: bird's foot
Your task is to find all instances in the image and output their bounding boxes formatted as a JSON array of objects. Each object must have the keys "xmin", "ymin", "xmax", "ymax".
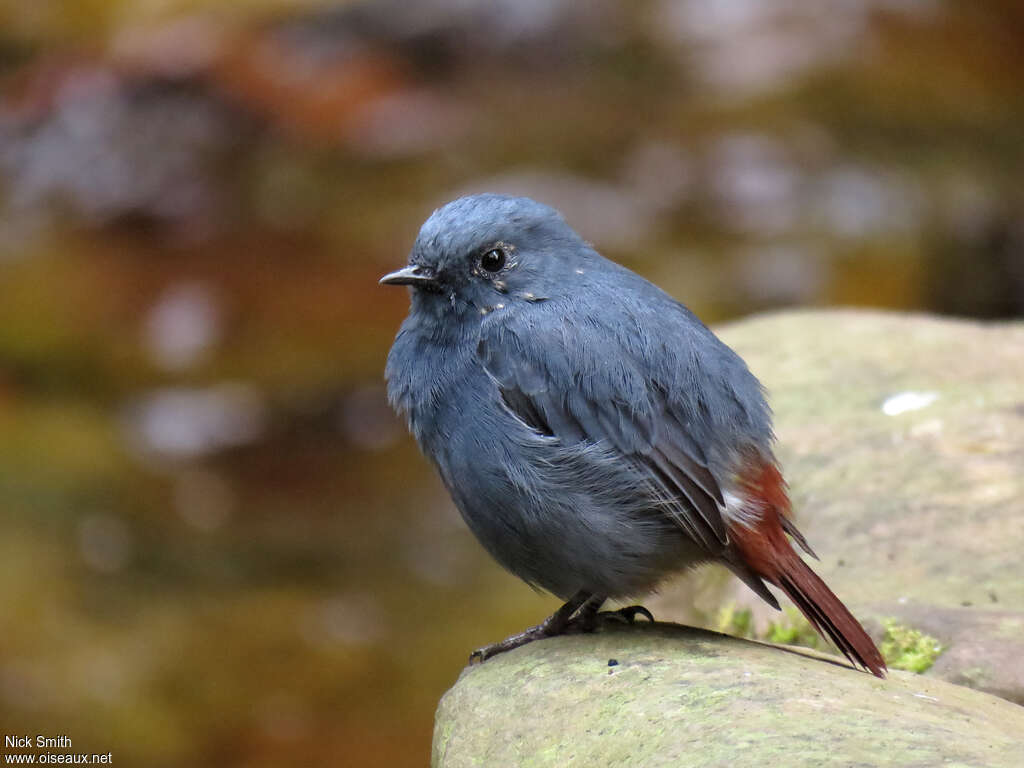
[
  {"xmin": 570, "ymin": 603, "xmax": 655, "ymax": 633},
  {"xmin": 600, "ymin": 604, "xmax": 655, "ymax": 625},
  {"xmin": 469, "ymin": 622, "xmax": 559, "ymax": 663},
  {"xmin": 467, "ymin": 595, "xmax": 655, "ymax": 664},
  {"xmin": 469, "ymin": 590, "xmax": 592, "ymax": 664}
]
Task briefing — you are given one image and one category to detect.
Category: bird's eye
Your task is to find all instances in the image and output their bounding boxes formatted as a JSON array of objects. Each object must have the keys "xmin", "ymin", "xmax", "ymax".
[{"xmin": 480, "ymin": 248, "xmax": 506, "ymax": 273}]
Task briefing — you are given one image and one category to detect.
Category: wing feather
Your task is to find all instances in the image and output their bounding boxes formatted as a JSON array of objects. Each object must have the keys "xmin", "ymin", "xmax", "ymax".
[{"xmin": 478, "ymin": 312, "xmax": 730, "ymax": 554}]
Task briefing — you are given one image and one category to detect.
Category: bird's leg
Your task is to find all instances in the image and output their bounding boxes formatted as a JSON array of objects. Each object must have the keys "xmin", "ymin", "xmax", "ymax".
[
  {"xmin": 469, "ymin": 590, "xmax": 591, "ymax": 663},
  {"xmin": 566, "ymin": 594, "xmax": 607, "ymax": 633}
]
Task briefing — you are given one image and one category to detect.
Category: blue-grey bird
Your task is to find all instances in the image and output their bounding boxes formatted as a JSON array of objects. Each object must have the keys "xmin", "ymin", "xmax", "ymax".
[{"xmin": 381, "ymin": 194, "xmax": 885, "ymax": 676}]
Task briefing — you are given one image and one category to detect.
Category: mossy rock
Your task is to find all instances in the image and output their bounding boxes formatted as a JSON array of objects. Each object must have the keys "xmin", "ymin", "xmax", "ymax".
[{"xmin": 433, "ymin": 623, "xmax": 1024, "ymax": 767}]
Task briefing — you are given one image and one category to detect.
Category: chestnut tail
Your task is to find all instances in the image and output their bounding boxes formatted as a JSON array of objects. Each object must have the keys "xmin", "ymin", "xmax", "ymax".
[{"xmin": 731, "ymin": 463, "xmax": 887, "ymax": 678}]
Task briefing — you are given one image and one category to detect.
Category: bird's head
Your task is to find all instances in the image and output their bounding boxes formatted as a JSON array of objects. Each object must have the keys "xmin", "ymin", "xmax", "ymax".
[{"xmin": 380, "ymin": 194, "xmax": 592, "ymax": 317}]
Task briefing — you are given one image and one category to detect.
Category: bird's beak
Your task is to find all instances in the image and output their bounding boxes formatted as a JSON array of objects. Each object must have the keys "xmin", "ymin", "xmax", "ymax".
[{"xmin": 379, "ymin": 264, "xmax": 439, "ymax": 289}]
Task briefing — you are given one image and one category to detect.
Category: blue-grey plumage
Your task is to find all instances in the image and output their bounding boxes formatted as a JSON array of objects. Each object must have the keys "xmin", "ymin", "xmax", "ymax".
[
  {"xmin": 382, "ymin": 194, "xmax": 886, "ymax": 675},
  {"xmin": 385, "ymin": 194, "xmax": 770, "ymax": 595}
]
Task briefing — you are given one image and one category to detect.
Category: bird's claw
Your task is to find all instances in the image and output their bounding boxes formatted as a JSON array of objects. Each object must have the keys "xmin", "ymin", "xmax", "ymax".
[
  {"xmin": 566, "ymin": 603, "xmax": 655, "ymax": 633},
  {"xmin": 467, "ymin": 595, "xmax": 653, "ymax": 664},
  {"xmin": 600, "ymin": 605, "xmax": 655, "ymax": 625}
]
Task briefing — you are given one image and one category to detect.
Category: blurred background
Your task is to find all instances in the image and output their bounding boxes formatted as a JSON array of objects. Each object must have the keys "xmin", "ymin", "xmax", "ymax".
[{"xmin": 0, "ymin": 0, "xmax": 1022, "ymax": 765}]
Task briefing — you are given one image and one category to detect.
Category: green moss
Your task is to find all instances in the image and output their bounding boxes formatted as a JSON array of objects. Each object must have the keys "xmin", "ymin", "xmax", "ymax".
[
  {"xmin": 880, "ymin": 619, "xmax": 944, "ymax": 673},
  {"xmin": 717, "ymin": 607, "xmax": 946, "ymax": 672},
  {"xmin": 716, "ymin": 604, "xmax": 821, "ymax": 652},
  {"xmin": 765, "ymin": 608, "xmax": 820, "ymax": 650},
  {"xmin": 715, "ymin": 604, "xmax": 754, "ymax": 638}
]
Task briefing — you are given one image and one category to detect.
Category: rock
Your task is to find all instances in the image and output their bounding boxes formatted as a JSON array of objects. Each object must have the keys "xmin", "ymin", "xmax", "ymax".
[
  {"xmin": 433, "ymin": 623, "xmax": 1024, "ymax": 768},
  {"xmin": 646, "ymin": 310, "xmax": 1024, "ymax": 703}
]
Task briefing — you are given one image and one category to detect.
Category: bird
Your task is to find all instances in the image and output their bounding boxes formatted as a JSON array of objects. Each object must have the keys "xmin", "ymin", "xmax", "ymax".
[{"xmin": 380, "ymin": 194, "xmax": 886, "ymax": 677}]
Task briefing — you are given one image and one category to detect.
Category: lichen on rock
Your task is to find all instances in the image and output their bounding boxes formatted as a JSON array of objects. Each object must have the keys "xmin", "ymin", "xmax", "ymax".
[{"xmin": 433, "ymin": 623, "xmax": 1024, "ymax": 768}]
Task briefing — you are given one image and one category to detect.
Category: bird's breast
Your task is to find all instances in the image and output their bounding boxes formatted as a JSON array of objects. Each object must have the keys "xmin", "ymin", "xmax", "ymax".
[{"xmin": 385, "ymin": 322, "xmax": 491, "ymax": 452}]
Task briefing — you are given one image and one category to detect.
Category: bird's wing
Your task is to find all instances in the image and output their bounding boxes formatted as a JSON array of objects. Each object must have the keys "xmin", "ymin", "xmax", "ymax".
[{"xmin": 477, "ymin": 307, "xmax": 730, "ymax": 553}]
